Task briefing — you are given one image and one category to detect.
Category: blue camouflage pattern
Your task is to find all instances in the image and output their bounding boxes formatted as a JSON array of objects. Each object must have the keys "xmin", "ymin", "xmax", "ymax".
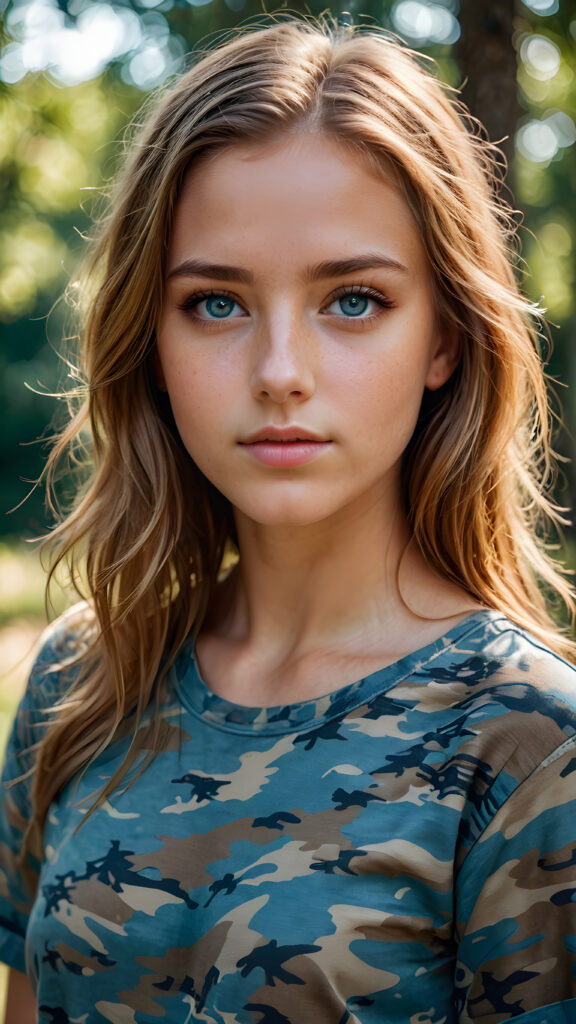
[{"xmin": 1, "ymin": 609, "xmax": 576, "ymax": 1022}]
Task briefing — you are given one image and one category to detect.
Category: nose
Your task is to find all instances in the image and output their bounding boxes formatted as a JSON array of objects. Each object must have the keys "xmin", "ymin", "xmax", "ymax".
[{"xmin": 249, "ymin": 310, "xmax": 315, "ymax": 404}]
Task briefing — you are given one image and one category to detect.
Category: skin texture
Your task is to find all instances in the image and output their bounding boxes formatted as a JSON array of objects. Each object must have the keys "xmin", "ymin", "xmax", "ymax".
[
  {"xmin": 5, "ymin": 968, "xmax": 36, "ymax": 1023},
  {"xmin": 157, "ymin": 133, "xmax": 473, "ymax": 706},
  {"xmin": 159, "ymin": 133, "xmax": 453, "ymax": 531}
]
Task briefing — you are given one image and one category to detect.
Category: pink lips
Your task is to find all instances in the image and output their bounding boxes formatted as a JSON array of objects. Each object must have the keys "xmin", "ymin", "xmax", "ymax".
[{"xmin": 239, "ymin": 427, "xmax": 332, "ymax": 467}]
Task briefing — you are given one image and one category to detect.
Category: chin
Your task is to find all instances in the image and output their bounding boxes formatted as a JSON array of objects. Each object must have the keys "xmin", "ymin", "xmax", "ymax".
[{"xmin": 234, "ymin": 496, "xmax": 342, "ymax": 531}]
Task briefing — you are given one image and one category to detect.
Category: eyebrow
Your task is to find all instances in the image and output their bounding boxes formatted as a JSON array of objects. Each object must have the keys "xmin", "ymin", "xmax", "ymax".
[
  {"xmin": 166, "ymin": 252, "xmax": 409, "ymax": 284},
  {"xmin": 306, "ymin": 253, "xmax": 409, "ymax": 281},
  {"xmin": 166, "ymin": 259, "xmax": 253, "ymax": 284}
]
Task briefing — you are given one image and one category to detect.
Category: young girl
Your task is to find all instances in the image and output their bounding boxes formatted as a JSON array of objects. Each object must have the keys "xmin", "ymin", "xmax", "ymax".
[{"xmin": 2, "ymin": 18, "xmax": 576, "ymax": 1024}]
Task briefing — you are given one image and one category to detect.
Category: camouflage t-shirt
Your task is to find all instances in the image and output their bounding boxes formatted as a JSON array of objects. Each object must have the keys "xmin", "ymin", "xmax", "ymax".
[{"xmin": 1, "ymin": 609, "xmax": 576, "ymax": 1023}]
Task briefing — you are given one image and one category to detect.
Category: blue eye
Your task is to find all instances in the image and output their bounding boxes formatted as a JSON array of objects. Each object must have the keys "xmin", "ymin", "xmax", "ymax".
[
  {"xmin": 324, "ymin": 288, "xmax": 391, "ymax": 319},
  {"xmin": 179, "ymin": 291, "xmax": 247, "ymax": 320},
  {"xmin": 197, "ymin": 294, "xmax": 240, "ymax": 319},
  {"xmin": 336, "ymin": 293, "xmax": 370, "ymax": 317}
]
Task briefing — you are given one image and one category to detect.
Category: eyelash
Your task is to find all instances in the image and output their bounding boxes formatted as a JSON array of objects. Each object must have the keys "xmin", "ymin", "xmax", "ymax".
[
  {"xmin": 176, "ymin": 284, "xmax": 396, "ymax": 320},
  {"xmin": 324, "ymin": 284, "xmax": 396, "ymax": 315},
  {"xmin": 176, "ymin": 289, "xmax": 241, "ymax": 313}
]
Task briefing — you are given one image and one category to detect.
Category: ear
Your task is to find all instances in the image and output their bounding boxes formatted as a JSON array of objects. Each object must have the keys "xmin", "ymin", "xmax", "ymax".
[{"xmin": 424, "ymin": 324, "xmax": 461, "ymax": 392}]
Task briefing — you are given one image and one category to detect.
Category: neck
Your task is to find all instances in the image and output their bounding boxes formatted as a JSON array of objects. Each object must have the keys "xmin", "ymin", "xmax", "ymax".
[
  {"xmin": 217, "ymin": 490, "xmax": 412, "ymax": 662},
  {"xmin": 199, "ymin": 489, "xmax": 481, "ymax": 707}
]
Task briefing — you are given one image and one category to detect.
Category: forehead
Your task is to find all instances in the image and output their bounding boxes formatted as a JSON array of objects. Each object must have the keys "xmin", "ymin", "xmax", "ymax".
[{"xmin": 168, "ymin": 133, "xmax": 429, "ymax": 278}]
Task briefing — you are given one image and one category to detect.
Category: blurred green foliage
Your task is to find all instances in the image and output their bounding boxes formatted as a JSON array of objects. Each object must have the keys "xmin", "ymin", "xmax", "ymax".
[
  {"xmin": 0, "ymin": 0, "xmax": 575, "ymax": 558},
  {"xmin": 1, "ymin": 71, "xmax": 141, "ymax": 530},
  {"xmin": 515, "ymin": 10, "xmax": 576, "ymax": 334}
]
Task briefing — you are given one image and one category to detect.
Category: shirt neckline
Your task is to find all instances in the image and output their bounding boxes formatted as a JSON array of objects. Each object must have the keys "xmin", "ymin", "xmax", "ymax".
[{"xmin": 172, "ymin": 609, "xmax": 503, "ymax": 736}]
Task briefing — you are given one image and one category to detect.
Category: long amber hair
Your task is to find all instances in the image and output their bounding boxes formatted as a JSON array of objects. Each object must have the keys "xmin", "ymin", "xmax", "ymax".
[{"xmin": 24, "ymin": 18, "xmax": 575, "ymax": 854}]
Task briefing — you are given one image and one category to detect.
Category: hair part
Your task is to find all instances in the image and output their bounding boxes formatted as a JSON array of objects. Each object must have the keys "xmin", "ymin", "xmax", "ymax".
[{"xmin": 21, "ymin": 16, "xmax": 575, "ymax": 860}]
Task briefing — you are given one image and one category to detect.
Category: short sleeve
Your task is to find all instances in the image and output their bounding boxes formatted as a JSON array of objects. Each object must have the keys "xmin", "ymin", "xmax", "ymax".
[
  {"xmin": 0, "ymin": 619, "xmax": 79, "ymax": 973},
  {"xmin": 455, "ymin": 736, "xmax": 576, "ymax": 1022}
]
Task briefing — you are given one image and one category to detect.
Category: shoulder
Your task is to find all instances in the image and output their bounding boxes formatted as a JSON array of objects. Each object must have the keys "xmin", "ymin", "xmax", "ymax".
[
  {"xmin": 22, "ymin": 602, "xmax": 95, "ymax": 711},
  {"xmin": 2, "ymin": 604, "xmax": 95, "ymax": 787},
  {"xmin": 425, "ymin": 609, "xmax": 576, "ymax": 711},
  {"xmin": 404, "ymin": 611, "xmax": 576, "ymax": 792},
  {"xmin": 34, "ymin": 600, "xmax": 95, "ymax": 657},
  {"xmin": 461, "ymin": 610, "xmax": 576, "ymax": 703}
]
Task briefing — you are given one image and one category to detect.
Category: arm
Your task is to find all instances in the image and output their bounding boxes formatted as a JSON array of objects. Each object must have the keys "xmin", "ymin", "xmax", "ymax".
[
  {"xmin": 455, "ymin": 736, "xmax": 576, "ymax": 1017},
  {"xmin": 0, "ymin": 623, "xmax": 74, "ymax": 1019},
  {"xmin": 4, "ymin": 968, "xmax": 36, "ymax": 1024}
]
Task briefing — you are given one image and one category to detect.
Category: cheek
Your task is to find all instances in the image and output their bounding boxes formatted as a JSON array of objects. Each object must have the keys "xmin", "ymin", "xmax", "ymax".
[
  {"xmin": 342, "ymin": 353, "xmax": 429, "ymax": 467},
  {"xmin": 160, "ymin": 355, "xmax": 239, "ymax": 471},
  {"xmin": 345, "ymin": 352, "xmax": 427, "ymax": 419},
  {"xmin": 159, "ymin": 343, "xmax": 231, "ymax": 416},
  {"xmin": 168, "ymin": 382, "xmax": 218, "ymax": 437}
]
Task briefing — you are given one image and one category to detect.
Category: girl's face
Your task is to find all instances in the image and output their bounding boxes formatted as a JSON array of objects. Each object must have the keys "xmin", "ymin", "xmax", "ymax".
[{"xmin": 156, "ymin": 133, "xmax": 458, "ymax": 531}]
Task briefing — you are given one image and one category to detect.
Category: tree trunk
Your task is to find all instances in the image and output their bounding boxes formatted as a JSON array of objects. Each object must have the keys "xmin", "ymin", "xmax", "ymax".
[{"xmin": 456, "ymin": 0, "xmax": 521, "ymax": 186}]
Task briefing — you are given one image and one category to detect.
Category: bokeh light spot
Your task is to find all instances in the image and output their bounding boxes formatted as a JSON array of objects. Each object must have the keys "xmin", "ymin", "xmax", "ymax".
[
  {"xmin": 521, "ymin": 0, "xmax": 559, "ymax": 14},
  {"xmin": 520, "ymin": 34, "xmax": 560, "ymax": 81},
  {"xmin": 516, "ymin": 112, "xmax": 576, "ymax": 163},
  {"xmin": 391, "ymin": 1, "xmax": 460, "ymax": 46},
  {"xmin": 540, "ymin": 222, "xmax": 573, "ymax": 258}
]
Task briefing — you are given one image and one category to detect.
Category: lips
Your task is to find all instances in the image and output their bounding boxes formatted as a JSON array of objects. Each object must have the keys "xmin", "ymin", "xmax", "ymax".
[
  {"xmin": 238, "ymin": 427, "xmax": 332, "ymax": 467},
  {"xmin": 240, "ymin": 426, "xmax": 328, "ymax": 444}
]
